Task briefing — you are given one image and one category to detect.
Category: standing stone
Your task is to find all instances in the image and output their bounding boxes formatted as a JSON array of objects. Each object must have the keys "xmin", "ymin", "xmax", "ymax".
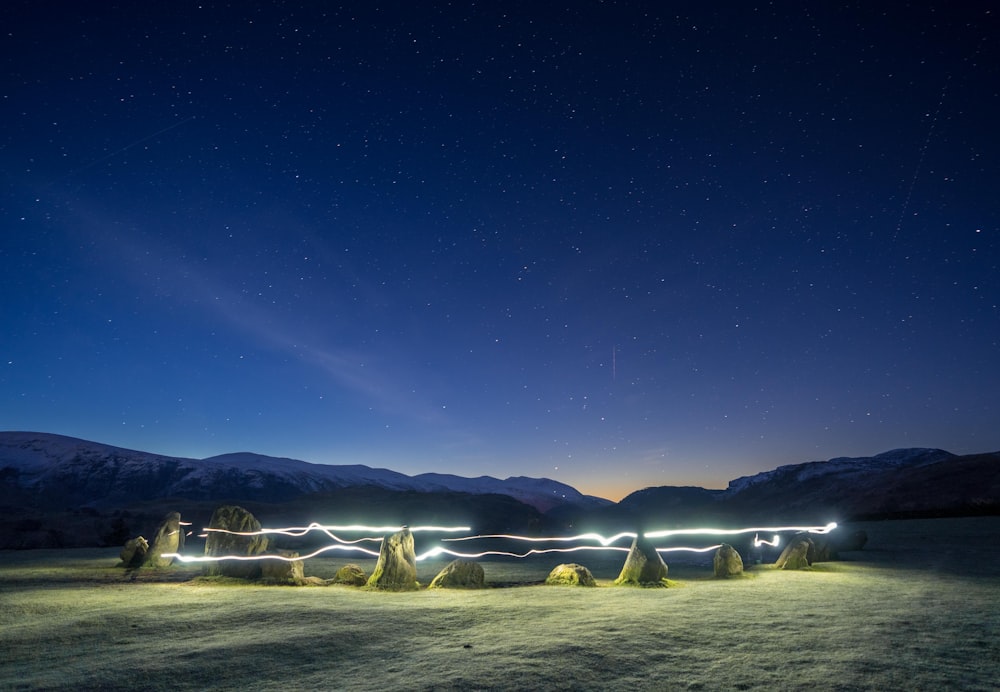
[
  {"xmin": 119, "ymin": 536, "xmax": 149, "ymax": 568},
  {"xmin": 366, "ymin": 527, "xmax": 419, "ymax": 590},
  {"xmin": 144, "ymin": 511, "xmax": 185, "ymax": 568},
  {"xmin": 429, "ymin": 560, "xmax": 486, "ymax": 589},
  {"xmin": 713, "ymin": 543, "xmax": 744, "ymax": 578},
  {"xmin": 260, "ymin": 550, "xmax": 306, "ymax": 584},
  {"xmin": 545, "ymin": 563, "xmax": 596, "ymax": 587},
  {"xmin": 775, "ymin": 535, "xmax": 813, "ymax": 570},
  {"xmin": 204, "ymin": 505, "xmax": 270, "ymax": 579},
  {"xmin": 614, "ymin": 534, "xmax": 669, "ymax": 586}
]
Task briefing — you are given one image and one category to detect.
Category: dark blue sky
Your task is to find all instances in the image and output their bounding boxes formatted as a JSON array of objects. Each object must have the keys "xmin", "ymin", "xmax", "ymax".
[{"xmin": 3, "ymin": 2, "xmax": 997, "ymax": 499}]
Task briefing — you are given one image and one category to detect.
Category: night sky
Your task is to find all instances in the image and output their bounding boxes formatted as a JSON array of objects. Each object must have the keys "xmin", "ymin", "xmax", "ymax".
[{"xmin": 3, "ymin": 3, "xmax": 998, "ymax": 500}]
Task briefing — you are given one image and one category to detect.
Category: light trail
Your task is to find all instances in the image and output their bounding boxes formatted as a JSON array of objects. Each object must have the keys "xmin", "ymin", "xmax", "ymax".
[
  {"xmin": 164, "ymin": 522, "xmax": 835, "ymax": 564},
  {"xmin": 644, "ymin": 522, "xmax": 836, "ymax": 539},
  {"xmin": 443, "ymin": 531, "xmax": 637, "ymax": 546},
  {"xmin": 753, "ymin": 534, "xmax": 781, "ymax": 548},
  {"xmin": 163, "ymin": 543, "xmax": 382, "ymax": 563},
  {"xmin": 416, "ymin": 545, "xmax": 631, "ymax": 560},
  {"xmin": 202, "ymin": 523, "xmax": 471, "ymax": 538}
]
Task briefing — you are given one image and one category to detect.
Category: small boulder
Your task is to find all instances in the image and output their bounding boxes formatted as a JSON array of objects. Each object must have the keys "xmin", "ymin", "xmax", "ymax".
[
  {"xmin": 545, "ymin": 563, "xmax": 596, "ymax": 587},
  {"xmin": 144, "ymin": 511, "xmax": 184, "ymax": 568},
  {"xmin": 204, "ymin": 505, "xmax": 270, "ymax": 579},
  {"xmin": 429, "ymin": 560, "xmax": 486, "ymax": 589},
  {"xmin": 713, "ymin": 543, "xmax": 744, "ymax": 578},
  {"xmin": 332, "ymin": 564, "xmax": 368, "ymax": 586},
  {"xmin": 119, "ymin": 536, "xmax": 149, "ymax": 568},
  {"xmin": 260, "ymin": 550, "xmax": 306, "ymax": 584},
  {"xmin": 614, "ymin": 534, "xmax": 669, "ymax": 586},
  {"xmin": 776, "ymin": 535, "xmax": 813, "ymax": 570},
  {"xmin": 366, "ymin": 528, "xmax": 419, "ymax": 590}
]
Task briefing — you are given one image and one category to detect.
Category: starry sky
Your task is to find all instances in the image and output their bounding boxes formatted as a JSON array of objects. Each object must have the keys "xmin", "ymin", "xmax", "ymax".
[{"xmin": 2, "ymin": 3, "xmax": 998, "ymax": 500}]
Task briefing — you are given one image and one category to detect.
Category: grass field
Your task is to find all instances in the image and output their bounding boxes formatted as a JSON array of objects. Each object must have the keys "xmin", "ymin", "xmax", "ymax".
[{"xmin": 2, "ymin": 517, "xmax": 998, "ymax": 690}]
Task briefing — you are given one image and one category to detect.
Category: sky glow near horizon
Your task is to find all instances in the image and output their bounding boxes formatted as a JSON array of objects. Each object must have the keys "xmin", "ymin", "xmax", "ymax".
[{"xmin": 2, "ymin": 4, "xmax": 998, "ymax": 500}]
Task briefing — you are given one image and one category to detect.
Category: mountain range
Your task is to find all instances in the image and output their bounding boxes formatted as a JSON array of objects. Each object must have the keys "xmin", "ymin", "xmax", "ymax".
[{"xmin": 2, "ymin": 431, "xmax": 998, "ymax": 550}]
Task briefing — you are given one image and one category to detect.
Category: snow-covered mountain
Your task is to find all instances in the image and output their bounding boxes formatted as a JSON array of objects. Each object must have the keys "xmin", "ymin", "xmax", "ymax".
[
  {"xmin": 0, "ymin": 431, "xmax": 608, "ymax": 512},
  {"xmin": 725, "ymin": 448, "xmax": 956, "ymax": 494}
]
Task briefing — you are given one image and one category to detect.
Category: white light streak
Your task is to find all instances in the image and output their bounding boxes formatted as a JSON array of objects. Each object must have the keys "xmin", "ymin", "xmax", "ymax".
[
  {"xmin": 753, "ymin": 534, "xmax": 781, "ymax": 548},
  {"xmin": 644, "ymin": 522, "xmax": 836, "ymax": 539},
  {"xmin": 163, "ymin": 522, "xmax": 835, "ymax": 565},
  {"xmin": 443, "ymin": 532, "xmax": 637, "ymax": 546}
]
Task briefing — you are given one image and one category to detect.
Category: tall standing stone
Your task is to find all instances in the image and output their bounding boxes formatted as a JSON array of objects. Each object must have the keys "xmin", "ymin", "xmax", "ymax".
[
  {"xmin": 614, "ymin": 534, "xmax": 669, "ymax": 586},
  {"xmin": 775, "ymin": 535, "xmax": 813, "ymax": 570},
  {"xmin": 144, "ymin": 511, "xmax": 185, "ymax": 568},
  {"xmin": 366, "ymin": 527, "xmax": 419, "ymax": 590},
  {"xmin": 204, "ymin": 505, "xmax": 270, "ymax": 579}
]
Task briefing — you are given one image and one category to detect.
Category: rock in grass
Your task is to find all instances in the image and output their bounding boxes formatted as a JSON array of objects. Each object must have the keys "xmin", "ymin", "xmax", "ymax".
[
  {"xmin": 332, "ymin": 564, "xmax": 368, "ymax": 586},
  {"xmin": 144, "ymin": 511, "xmax": 184, "ymax": 568},
  {"xmin": 119, "ymin": 536, "xmax": 148, "ymax": 568},
  {"xmin": 614, "ymin": 535, "xmax": 669, "ymax": 586},
  {"xmin": 545, "ymin": 563, "xmax": 596, "ymax": 587},
  {"xmin": 775, "ymin": 535, "xmax": 813, "ymax": 570},
  {"xmin": 260, "ymin": 550, "xmax": 306, "ymax": 584},
  {"xmin": 713, "ymin": 543, "xmax": 744, "ymax": 578},
  {"xmin": 366, "ymin": 528, "xmax": 419, "ymax": 591},
  {"xmin": 204, "ymin": 505, "xmax": 270, "ymax": 579},
  {"xmin": 429, "ymin": 560, "xmax": 485, "ymax": 589}
]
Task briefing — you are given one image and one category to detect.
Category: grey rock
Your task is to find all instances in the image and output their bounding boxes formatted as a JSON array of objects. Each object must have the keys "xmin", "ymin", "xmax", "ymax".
[
  {"xmin": 429, "ymin": 560, "xmax": 486, "ymax": 589},
  {"xmin": 776, "ymin": 535, "xmax": 813, "ymax": 570},
  {"xmin": 614, "ymin": 534, "xmax": 669, "ymax": 586},
  {"xmin": 203, "ymin": 505, "xmax": 270, "ymax": 579},
  {"xmin": 366, "ymin": 528, "xmax": 419, "ymax": 590},
  {"xmin": 119, "ymin": 536, "xmax": 148, "ymax": 568},
  {"xmin": 144, "ymin": 511, "xmax": 184, "ymax": 568},
  {"xmin": 260, "ymin": 550, "xmax": 306, "ymax": 584},
  {"xmin": 713, "ymin": 543, "xmax": 744, "ymax": 578}
]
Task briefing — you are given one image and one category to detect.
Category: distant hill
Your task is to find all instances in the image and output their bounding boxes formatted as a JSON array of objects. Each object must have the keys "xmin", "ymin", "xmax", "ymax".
[
  {"xmin": 0, "ymin": 431, "xmax": 608, "ymax": 512},
  {"xmin": 1, "ymin": 431, "xmax": 998, "ymax": 549},
  {"xmin": 613, "ymin": 448, "xmax": 1000, "ymax": 526}
]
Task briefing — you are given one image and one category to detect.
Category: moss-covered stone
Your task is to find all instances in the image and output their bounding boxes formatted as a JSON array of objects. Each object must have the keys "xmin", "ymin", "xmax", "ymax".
[
  {"xmin": 366, "ymin": 528, "xmax": 419, "ymax": 591},
  {"xmin": 429, "ymin": 559, "xmax": 486, "ymax": 589},
  {"xmin": 545, "ymin": 563, "xmax": 596, "ymax": 586},
  {"xmin": 332, "ymin": 564, "xmax": 368, "ymax": 586}
]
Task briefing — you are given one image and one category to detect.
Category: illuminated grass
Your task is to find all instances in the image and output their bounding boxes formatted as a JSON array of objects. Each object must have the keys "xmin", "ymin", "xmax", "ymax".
[{"xmin": 1, "ymin": 517, "xmax": 998, "ymax": 691}]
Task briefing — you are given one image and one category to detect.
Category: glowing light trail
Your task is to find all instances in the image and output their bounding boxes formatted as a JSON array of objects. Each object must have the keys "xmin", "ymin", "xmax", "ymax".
[
  {"xmin": 164, "ymin": 522, "xmax": 834, "ymax": 564},
  {"xmin": 163, "ymin": 543, "xmax": 382, "ymax": 563},
  {"xmin": 443, "ymin": 531, "xmax": 637, "ymax": 546},
  {"xmin": 202, "ymin": 523, "xmax": 471, "ymax": 538},
  {"xmin": 753, "ymin": 534, "xmax": 781, "ymax": 548},
  {"xmin": 643, "ymin": 522, "xmax": 836, "ymax": 540}
]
